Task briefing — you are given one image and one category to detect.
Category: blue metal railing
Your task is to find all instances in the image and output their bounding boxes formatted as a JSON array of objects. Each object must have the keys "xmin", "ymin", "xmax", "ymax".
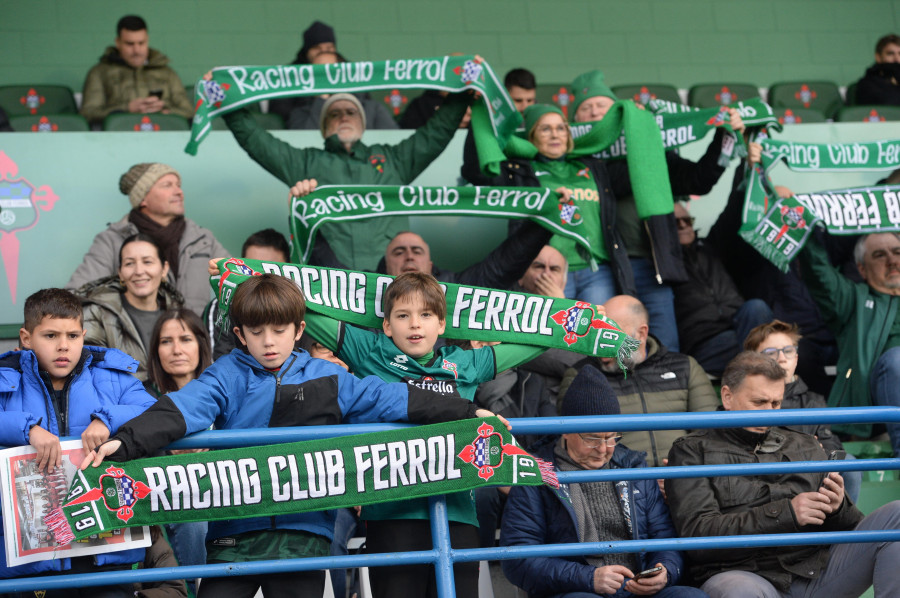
[{"xmin": 2, "ymin": 407, "xmax": 899, "ymax": 595}]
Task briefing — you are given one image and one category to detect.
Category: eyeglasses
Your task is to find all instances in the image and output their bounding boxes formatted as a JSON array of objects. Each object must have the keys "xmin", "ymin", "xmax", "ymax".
[
  {"xmin": 760, "ymin": 345, "xmax": 798, "ymax": 358},
  {"xmin": 326, "ymin": 107, "xmax": 360, "ymax": 120},
  {"xmin": 578, "ymin": 434, "xmax": 622, "ymax": 448},
  {"xmin": 534, "ymin": 124, "xmax": 569, "ymax": 137},
  {"xmin": 675, "ymin": 216, "xmax": 695, "ymax": 227}
]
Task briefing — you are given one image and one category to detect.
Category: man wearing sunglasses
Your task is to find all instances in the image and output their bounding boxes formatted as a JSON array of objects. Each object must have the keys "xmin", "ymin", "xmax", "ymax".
[
  {"xmin": 671, "ymin": 201, "xmax": 774, "ymax": 376},
  {"xmin": 501, "ymin": 365, "xmax": 706, "ymax": 598}
]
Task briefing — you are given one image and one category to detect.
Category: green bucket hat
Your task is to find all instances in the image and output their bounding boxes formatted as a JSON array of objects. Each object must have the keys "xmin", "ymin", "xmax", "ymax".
[{"xmin": 571, "ymin": 70, "xmax": 618, "ymax": 120}]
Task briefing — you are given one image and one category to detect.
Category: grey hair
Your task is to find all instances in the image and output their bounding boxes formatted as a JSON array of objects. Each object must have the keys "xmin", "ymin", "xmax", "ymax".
[{"xmin": 854, "ymin": 233, "xmax": 900, "ymax": 267}]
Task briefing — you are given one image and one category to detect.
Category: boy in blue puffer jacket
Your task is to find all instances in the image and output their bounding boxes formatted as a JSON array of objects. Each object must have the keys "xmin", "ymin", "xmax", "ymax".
[
  {"xmin": 84, "ymin": 273, "xmax": 493, "ymax": 598},
  {"xmin": 0, "ymin": 288, "xmax": 158, "ymax": 594}
]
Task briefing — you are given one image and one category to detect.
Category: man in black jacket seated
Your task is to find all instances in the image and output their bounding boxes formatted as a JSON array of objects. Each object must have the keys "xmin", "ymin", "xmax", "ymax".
[
  {"xmin": 666, "ymin": 351, "xmax": 900, "ymax": 598},
  {"xmin": 855, "ymin": 33, "xmax": 900, "ymax": 106},
  {"xmin": 671, "ymin": 201, "xmax": 773, "ymax": 377}
]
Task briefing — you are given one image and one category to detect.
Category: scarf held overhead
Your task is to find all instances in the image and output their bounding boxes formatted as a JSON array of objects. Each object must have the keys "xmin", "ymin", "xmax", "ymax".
[
  {"xmin": 289, "ymin": 185, "xmax": 595, "ymax": 264},
  {"xmin": 471, "ymin": 99, "xmax": 675, "ymax": 220},
  {"xmin": 45, "ymin": 418, "xmax": 556, "ymax": 545},
  {"xmin": 740, "ymin": 131, "xmax": 900, "ymax": 271},
  {"xmin": 213, "ymin": 258, "xmax": 638, "ymax": 364},
  {"xmin": 187, "ymin": 55, "xmax": 520, "ymax": 155}
]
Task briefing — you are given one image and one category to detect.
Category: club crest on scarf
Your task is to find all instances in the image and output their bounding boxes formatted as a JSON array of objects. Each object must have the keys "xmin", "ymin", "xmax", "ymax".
[
  {"xmin": 706, "ymin": 106, "xmax": 729, "ymax": 127},
  {"xmin": 774, "ymin": 204, "xmax": 807, "ymax": 242},
  {"xmin": 458, "ymin": 421, "xmax": 530, "ymax": 481},
  {"xmin": 551, "ymin": 301, "xmax": 611, "ymax": 346},
  {"xmin": 62, "ymin": 466, "xmax": 151, "ymax": 524},
  {"xmin": 454, "ymin": 57, "xmax": 484, "ymax": 85},
  {"xmin": 200, "ymin": 79, "xmax": 230, "ymax": 111},
  {"xmin": 558, "ymin": 199, "xmax": 582, "ymax": 226}
]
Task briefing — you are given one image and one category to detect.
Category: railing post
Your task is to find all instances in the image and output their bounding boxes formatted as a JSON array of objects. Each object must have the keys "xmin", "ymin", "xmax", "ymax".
[{"xmin": 429, "ymin": 495, "xmax": 456, "ymax": 598}]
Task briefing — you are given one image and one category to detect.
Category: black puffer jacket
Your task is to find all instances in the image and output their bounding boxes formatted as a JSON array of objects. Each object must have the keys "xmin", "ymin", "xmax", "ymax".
[
  {"xmin": 672, "ymin": 239, "xmax": 745, "ymax": 354},
  {"xmin": 666, "ymin": 426, "xmax": 864, "ymax": 591}
]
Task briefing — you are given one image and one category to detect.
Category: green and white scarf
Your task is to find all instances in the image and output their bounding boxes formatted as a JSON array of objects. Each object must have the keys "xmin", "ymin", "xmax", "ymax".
[
  {"xmin": 46, "ymin": 417, "xmax": 555, "ymax": 544},
  {"xmin": 289, "ymin": 185, "xmax": 593, "ymax": 264},
  {"xmin": 187, "ymin": 55, "xmax": 520, "ymax": 155},
  {"xmin": 472, "ymin": 99, "xmax": 675, "ymax": 220},
  {"xmin": 573, "ymin": 97, "xmax": 780, "ymax": 166},
  {"xmin": 741, "ymin": 131, "xmax": 900, "ymax": 270},
  {"xmin": 761, "ymin": 138, "xmax": 900, "ymax": 172},
  {"xmin": 213, "ymin": 259, "xmax": 638, "ymax": 363}
]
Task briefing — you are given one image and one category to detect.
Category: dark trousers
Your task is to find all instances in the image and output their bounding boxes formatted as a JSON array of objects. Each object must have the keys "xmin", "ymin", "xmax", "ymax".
[
  {"xmin": 366, "ymin": 519, "xmax": 480, "ymax": 598},
  {"xmin": 198, "ymin": 569, "xmax": 325, "ymax": 598}
]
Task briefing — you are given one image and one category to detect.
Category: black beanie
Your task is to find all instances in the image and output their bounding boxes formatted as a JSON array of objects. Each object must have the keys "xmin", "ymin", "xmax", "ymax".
[
  {"xmin": 561, "ymin": 365, "xmax": 620, "ymax": 417},
  {"xmin": 303, "ymin": 21, "xmax": 335, "ymax": 53}
]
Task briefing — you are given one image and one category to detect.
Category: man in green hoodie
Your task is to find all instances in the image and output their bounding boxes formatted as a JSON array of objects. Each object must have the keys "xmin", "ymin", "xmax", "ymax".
[{"xmin": 81, "ymin": 15, "xmax": 193, "ymax": 126}]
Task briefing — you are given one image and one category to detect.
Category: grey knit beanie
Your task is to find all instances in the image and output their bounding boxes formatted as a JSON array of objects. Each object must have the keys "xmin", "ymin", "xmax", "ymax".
[
  {"xmin": 319, "ymin": 93, "xmax": 366, "ymax": 138},
  {"xmin": 119, "ymin": 163, "xmax": 180, "ymax": 208},
  {"xmin": 561, "ymin": 364, "xmax": 621, "ymax": 417}
]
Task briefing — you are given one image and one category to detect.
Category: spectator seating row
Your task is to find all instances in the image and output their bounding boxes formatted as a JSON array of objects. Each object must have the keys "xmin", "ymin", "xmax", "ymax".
[{"xmin": 4, "ymin": 80, "xmax": 900, "ymax": 134}]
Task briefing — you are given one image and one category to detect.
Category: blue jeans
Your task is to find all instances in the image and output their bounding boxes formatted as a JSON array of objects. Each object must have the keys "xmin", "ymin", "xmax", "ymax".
[
  {"xmin": 690, "ymin": 299, "xmax": 774, "ymax": 376},
  {"xmin": 564, "ymin": 265, "xmax": 617, "ymax": 307},
  {"xmin": 330, "ymin": 507, "xmax": 363, "ymax": 598},
  {"xmin": 564, "ymin": 260, "xmax": 680, "ymax": 352},
  {"xmin": 632, "ymin": 258, "xmax": 679, "ymax": 352},
  {"xmin": 701, "ymin": 501, "xmax": 900, "ymax": 598},
  {"xmin": 842, "ymin": 454, "xmax": 862, "ymax": 504},
  {"xmin": 869, "ymin": 346, "xmax": 900, "ymax": 457},
  {"xmin": 165, "ymin": 521, "xmax": 207, "ymax": 595},
  {"xmin": 550, "ymin": 586, "xmax": 707, "ymax": 598}
]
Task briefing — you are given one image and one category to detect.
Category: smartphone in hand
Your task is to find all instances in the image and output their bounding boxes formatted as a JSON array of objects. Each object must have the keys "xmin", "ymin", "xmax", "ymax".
[{"xmin": 632, "ymin": 566, "xmax": 663, "ymax": 581}]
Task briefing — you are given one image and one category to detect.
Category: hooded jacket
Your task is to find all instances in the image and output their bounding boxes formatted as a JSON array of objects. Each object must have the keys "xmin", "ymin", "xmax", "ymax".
[
  {"xmin": 500, "ymin": 441, "xmax": 684, "ymax": 598},
  {"xmin": 81, "ymin": 46, "xmax": 194, "ymax": 123},
  {"xmin": 106, "ymin": 348, "xmax": 480, "ymax": 543},
  {"xmin": 67, "ymin": 215, "xmax": 227, "ymax": 316},
  {"xmin": 77, "ymin": 276, "xmax": 184, "ymax": 381},
  {"xmin": 0, "ymin": 347, "xmax": 156, "ymax": 578}
]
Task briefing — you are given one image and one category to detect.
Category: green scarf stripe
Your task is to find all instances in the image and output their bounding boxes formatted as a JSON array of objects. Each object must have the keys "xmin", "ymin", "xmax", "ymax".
[
  {"xmin": 472, "ymin": 100, "xmax": 674, "ymax": 221},
  {"xmin": 212, "ymin": 259, "xmax": 638, "ymax": 363},
  {"xmin": 289, "ymin": 185, "xmax": 593, "ymax": 264},
  {"xmin": 47, "ymin": 418, "xmax": 556, "ymax": 544},
  {"xmin": 186, "ymin": 55, "xmax": 521, "ymax": 155},
  {"xmin": 761, "ymin": 138, "xmax": 900, "ymax": 172}
]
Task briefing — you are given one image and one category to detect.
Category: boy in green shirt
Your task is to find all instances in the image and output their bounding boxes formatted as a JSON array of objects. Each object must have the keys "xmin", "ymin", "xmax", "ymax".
[{"xmin": 304, "ymin": 271, "xmax": 544, "ymax": 598}]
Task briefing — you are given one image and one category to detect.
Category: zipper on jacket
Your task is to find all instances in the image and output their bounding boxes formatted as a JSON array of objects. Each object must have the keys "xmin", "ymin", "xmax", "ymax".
[
  {"xmin": 272, "ymin": 354, "xmax": 299, "ymax": 408},
  {"xmin": 643, "ymin": 221, "xmax": 664, "ymax": 285},
  {"xmin": 634, "ymin": 377, "xmax": 660, "ymax": 466}
]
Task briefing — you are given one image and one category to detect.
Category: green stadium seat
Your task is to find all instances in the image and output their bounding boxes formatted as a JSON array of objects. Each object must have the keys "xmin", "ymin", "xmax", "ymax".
[
  {"xmin": 535, "ymin": 84, "xmax": 575, "ymax": 120},
  {"xmin": 368, "ymin": 88, "xmax": 424, "ymax": 121},
  {"xmin": 768, "ymin": 81, "xmax": 843, "ymax": 119},
  {"xmin": 773, "ymin": 107, "xmax": 827, "ymax": 125},
  {"xmin": 836, "ymin": 105, "xmax": 900, "ymax": 122},
  {"xmin": 9, "ymin": 114, "xmax": 89, "ymax": 132},
  {"xmin": 688, "ymin": 83, "xmax": 760, "ymax": 108},
  {"xmin": 612, "ymin": 84, "xmax": 682, "ymax": 105},
  {"xmin": 845, "ymin": 82, "xmax": 858, "ymax": 106},
  {"xmin": 102, "ymin": 113, "xmax": 190, "ymax": 131},
  {"xmin": 0, "ymin": 85, "xmax": 77, "ymax": 117},
  {"xmin": 210, "ymin": 112, "xmax": 284, "ymax": 130}
]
